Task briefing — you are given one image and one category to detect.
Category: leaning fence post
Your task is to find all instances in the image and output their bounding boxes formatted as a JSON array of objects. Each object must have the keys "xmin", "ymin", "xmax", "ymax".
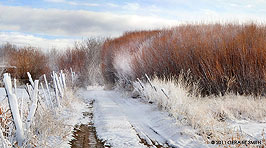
[
  {"xmin": 41, "ymin": 82, "xmax": 50, "ymax": 108},
  {"xmin": 70, "ymin": 68, "xmax": 74, "ymax": 85},
  {"xmin": 52, "ymin": 72, "xmax": 60, "ymax": 107},
  {"xmin": 26, "ymin": 80, "xmax": 39, "ymax": 130},
  {"xmin": 44, "ymin": 74, "xmax": 53, "ymax": 108},
  {"xmin": 62, "ymin": 73, "xmax": 66, "ymax": 90},
  {"xmin": 26, "ymin": 83, "xmax": 32, "ymax": 99},
  {"xmin": 20, "ymin": 96, "xmax": 23, "ymax": 121},
  {"xmin": 60, "ymin": 70, "xmax": 65, "ymax": 90},
  {"xmin": 27, "ymin": 72, "xmax": 34, "ymax": 87},
  {"xmin": 137, "ymin": 78, "xmax": 144, "ymax": 89},
  {"xmin": 161, "ymin": 88, "xmax": 169, "ymax": 99},
  {"xmin": 55, "ymin": 73, "xmax": 63, "ymax": 98},
  {"xmin": 3, "ymin": 73, "xmax": 25, "ymax": 146},
  {"xmin": 58, "ymin": 73, "xmax": 64, "ymax": 92},
  {"xmin": 145, "ymin": 74, "xmax": 157, "ymax": 91}
]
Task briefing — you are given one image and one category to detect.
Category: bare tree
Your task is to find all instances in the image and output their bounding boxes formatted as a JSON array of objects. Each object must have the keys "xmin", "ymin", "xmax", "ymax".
[{"xmin": 58, "ymin": 38, "xmax": 104, "ymax": 87}]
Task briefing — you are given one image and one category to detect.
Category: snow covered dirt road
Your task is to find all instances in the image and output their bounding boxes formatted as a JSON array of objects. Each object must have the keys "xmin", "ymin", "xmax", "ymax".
[{"xmin": 77, "ymin": 88, "xmax": 210, "ymax": 148}]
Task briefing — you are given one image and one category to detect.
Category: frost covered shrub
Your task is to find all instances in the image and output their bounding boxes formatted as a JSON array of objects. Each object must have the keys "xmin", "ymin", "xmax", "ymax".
[
  {"xmin": 102, "ymin": 23, "xmax": 266, "ymax": 96},
  {"xmin": 58, "ymin": 38, "xmax": 104, "ymax": 87},
  {"xmin": 101, "ymin": 31, "xmax": 160, "ymax": 86},
  {"xmin": 1, "ymin": 38, "xmax": 104, "ymax": 87}
]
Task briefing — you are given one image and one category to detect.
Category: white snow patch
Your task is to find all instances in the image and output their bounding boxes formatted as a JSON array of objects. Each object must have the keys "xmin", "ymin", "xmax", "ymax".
[
  {"xmin": 231, "ymin": 120, "xmax": 266, "ymax": 139},
  {"xmin": 0, "ymin": 87, "xmax": 29, "ymax": 101}
]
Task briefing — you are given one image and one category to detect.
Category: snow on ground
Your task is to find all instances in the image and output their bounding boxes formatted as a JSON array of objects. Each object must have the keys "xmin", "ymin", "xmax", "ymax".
[
  {"xmin": 0, "ymin": 87, "xmax": 29, "ymax": 101},
  {"xmin": 78, "ymin": 88, "xmax": 211, "ymax": 148},
  {"xmin": 46, "ymin": 92, "xmax": 91, "ymax": 148},
  {"xmin": 1, "ymin": 87, "xmax": 265, "ymax": 147},
  {"xmin": 55, "ymin": 95, "xmax": 89, "ymax": 148},
  {"xmin": 230, "ymin": 120, "xmax": 266, "ymax": 140}
]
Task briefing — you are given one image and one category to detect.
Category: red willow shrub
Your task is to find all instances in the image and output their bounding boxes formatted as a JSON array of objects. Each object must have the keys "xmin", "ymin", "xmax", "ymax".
[
  {"xmin": 7, "ymin": 47, "xmax": 50, "ymax": 82},
  {"xmin": 58, "ymin": 48, "xmax": 87, "ymax": 74},
  {"xmin": 101, "ymin": 23, "xmax": 266, "ymax": 96}
]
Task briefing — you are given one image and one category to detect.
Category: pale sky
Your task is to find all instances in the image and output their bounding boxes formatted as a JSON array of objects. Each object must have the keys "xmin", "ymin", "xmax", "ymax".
[{"xmin": 0, "ymin": 0, "xmax": 265, "ymax": 50}]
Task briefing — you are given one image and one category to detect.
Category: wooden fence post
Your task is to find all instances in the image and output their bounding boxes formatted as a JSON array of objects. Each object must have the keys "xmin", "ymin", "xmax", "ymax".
[
  {"xmin": 27, "ymin": 72, "xmax": 34, "ymax": 87},
  {"xmin": 3, "ymin": 73, "xmax": 25, "ymax": 146},
  {"xmin": 52, "ymin": 72, "xmax": 60, "ymax": 107},
  {"xmin": 55, "ymin": 73, "xmax": 64, "ymax": 98},
  {"xmin": 145, "ymin": 74, "xmax": 157, "ymax": 91},
  {"xmin": 44, "ymin": 74, "xmax": 53, "ymax": 108},
  {"xmin": 70, "ymin": 68, "xmax": 74, "ymax": 85},
  {"xmin": 41, "ymin": 82, "xmax": 50, "ymax": 108},
  {"xmin": 26, "ymin": 80, "xmax": 39, "ymax": 130}
]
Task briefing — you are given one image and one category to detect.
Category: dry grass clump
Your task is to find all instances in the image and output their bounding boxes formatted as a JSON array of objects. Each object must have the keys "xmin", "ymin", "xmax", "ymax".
[
  {"xmin": 102, "ymin": 23, "xmax": 266, "ymax": 96},
  {"xmin": 26, "ymin": 109, "xmax": 70, "ymax": 147},
  {"xmin": 23, "ymin": 89, "xmax": 80, "ymax": 147},
  {"xmin": 133, "ymin": 76, "xmax": 266, "ymax": 146}
]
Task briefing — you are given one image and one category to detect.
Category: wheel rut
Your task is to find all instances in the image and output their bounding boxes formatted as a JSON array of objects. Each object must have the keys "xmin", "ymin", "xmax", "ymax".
[{"xmin": 70, "ymin": 100, "xmax": 105, "ymax": 148}]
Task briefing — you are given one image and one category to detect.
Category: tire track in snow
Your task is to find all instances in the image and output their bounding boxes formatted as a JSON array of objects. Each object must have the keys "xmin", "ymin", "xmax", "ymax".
[
  {"xmin": 70, "ymin": 100, "xmax": 105, "ymax": 148},
  {"xmin": 78, "ymin": 89, "xmax": 211, "ymax": 148},
  {"xmin": 112, "ymin": 96, "xmax": 177, "ymax": 147}
]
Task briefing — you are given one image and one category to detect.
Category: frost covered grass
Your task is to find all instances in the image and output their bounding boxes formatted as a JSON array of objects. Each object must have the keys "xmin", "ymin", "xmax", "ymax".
[
  {"xmin": 25, "ymin": 90, "xmax": 76, "ymax": 147},
  {"xmin": 0, "ymin": 69, "xmax": 89, "ymax": 147},
  {"xmin": 133, "ymin": 76, "xmax": 266, "ymax": 145}
]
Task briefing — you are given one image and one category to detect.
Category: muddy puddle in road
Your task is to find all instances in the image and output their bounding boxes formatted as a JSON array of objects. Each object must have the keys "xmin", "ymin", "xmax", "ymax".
[{"xmin": 69, "ymin": 100, "xmax": 105, "ymax": 148}]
